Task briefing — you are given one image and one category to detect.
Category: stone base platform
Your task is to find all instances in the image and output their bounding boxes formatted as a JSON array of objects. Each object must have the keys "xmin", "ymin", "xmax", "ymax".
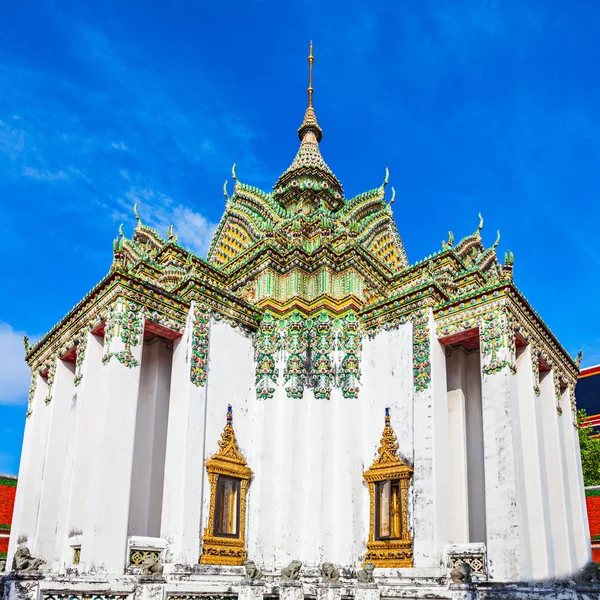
[{"xmin": 2, "ymin": 568, "xmax": 599, "ymax": 600}]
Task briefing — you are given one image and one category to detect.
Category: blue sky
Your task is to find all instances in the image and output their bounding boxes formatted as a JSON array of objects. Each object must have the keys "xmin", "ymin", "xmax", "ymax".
[{"xmin": 1, "ymin": 0, "xmax": 599, "ymax": 475}]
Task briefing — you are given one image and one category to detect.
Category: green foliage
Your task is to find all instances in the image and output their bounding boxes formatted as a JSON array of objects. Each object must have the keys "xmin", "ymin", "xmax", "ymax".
[{"xmin": 578, "ymin": 409, "xmax": 600, "ymax": 486}]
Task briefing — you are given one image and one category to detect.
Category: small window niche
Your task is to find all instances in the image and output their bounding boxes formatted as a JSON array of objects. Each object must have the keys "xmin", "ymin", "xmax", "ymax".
[
  {"xmin": 200, "ymin": 405, "xmax": 252, "ymax": 565},
  {"xmin": 363, "ymin": 408, "xmax": 413, "ymax": 567}
]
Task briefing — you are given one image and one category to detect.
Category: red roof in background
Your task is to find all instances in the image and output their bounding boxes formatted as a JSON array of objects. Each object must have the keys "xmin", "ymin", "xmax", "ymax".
[
  {"xmin": 0, "ymin": 475, "xmax": 17, "ymax": 557},
  {"xmin": 581, "ymin": 364, "xmax": 600, "ymax": 378}
]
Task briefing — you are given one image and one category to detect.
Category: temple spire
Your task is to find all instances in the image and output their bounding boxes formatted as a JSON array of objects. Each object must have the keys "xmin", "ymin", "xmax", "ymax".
[
  {"xmin": 308, "ymin": 40, "xmax": 314, "ymax": 108},
  {"xmin": 298, "ymin": 42, "xmax": 323, "ymax": 143}
]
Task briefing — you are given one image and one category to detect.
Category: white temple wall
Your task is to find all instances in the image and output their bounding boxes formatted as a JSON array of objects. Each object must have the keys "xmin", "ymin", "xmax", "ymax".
[
  {"xmin": 200, "ymin": 318, "xmax": 414, "ymax": 570},
  {"xmin": 32, "ymin": 358, "xmax": 76, "ymax": 563},
  {"xmin": 464, "ymin": 351, "xmax": 486, "ymax": 543},
  {"xmin": 80, "ymin": 315, "xmax": 144, "ymax": 573},
  {"xmin": 160, "ymin": 304, "xmax": 207, "ymax": 565},
  {"xmin": 62, "ymin": 334, "xmax": 104, "ymax": 562},
  {"xmin": 128, "ymin": 339, "xmax": 173, "ymax": 537},
  {"xmin": 514, "ymin": 345, "xmax": 549, "ymax": 580},
  {"xmin": 539, "ymin": 371, "xmax": 571, "ymax": 578},
  {"xmin": 412, "ymin": 312, "xmax": 449, "ymax": 568},
  {"xmin": 6, "ymin": 374, "xmax": 49, "ymax": 571}
]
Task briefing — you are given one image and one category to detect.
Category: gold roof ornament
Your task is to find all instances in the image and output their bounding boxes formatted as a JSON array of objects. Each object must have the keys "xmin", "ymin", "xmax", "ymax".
[
  {"xmin": 298, "ymin": 41, "xmax": 323, "ymax": 143},
  {"xmin": 205, "ymin": 404, "xmax": 252, "ymax": 478}
]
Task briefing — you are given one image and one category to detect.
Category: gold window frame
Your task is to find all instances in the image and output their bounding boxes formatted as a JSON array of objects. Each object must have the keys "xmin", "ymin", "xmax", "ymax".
[
  {"xmin": 363, "ymin": 408, "xmax": 413, "ymax": 568},
  {"xmin": 200, "ymin": 405, "xmax": 253, "ymax": 565}
]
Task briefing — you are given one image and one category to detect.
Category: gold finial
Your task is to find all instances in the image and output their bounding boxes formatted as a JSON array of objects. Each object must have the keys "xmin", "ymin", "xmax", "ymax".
[{"xmin": 308, "ymin": 41, "xmax": 314, "ymax": 108}]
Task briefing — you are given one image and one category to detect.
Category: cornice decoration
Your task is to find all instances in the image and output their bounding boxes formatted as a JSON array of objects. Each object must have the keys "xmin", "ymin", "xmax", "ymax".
[
  {"xmin": 191, "ymin": 304, "xmax": 211, "ymax": 387},
  {"xmin": 310, "ymin": 311, "xmax": 335, "ymax": 399},
  {"xmin": 26, "ymin": 371, "xmax": 38, "ymax": 418},
  {"xmin": 101, "ymin": 300, "xmax": 144, "ymax": 368},
  {"xmin": 73, "ymin": 328, "xmax": 90, "ymax": 387},
  {"xmin": 44, "ymin": 358, "xmax": 57, "ymax": 405},
  {"xmin": 255, "ymin": 313, "xmax": 280, "ymax": 400},
  {"xmin": 554, "ymin": 371, "xmax": 563, "ymax": 416},
  {"xmin": 283, "ymin": 312, "xmax": 310, "ymax": 398},
  {"xmin": 412, "ymin": 309, "xmax": 431, "ymax": 392}
]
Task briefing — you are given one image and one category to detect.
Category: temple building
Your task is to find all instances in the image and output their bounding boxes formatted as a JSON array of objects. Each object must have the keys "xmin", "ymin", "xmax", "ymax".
[{"xmin": 3, "ymin": 47, "xmax": 596, "ymax": 600}]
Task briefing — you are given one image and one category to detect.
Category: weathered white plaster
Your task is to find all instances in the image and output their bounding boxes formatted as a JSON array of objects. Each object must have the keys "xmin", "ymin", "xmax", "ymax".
[
  {"xmin": 129, "ymin": 339, "xmax": 173, "ymax": 537},
  {"xmin": 80, "ymin": 313, "xmax": 145, "ymax": 573},
  {"xmin": 6, "ymin": 374, "xmax": 48, "ymax": 571},
  {"xmin": 33, "ymin": 358, "xmax": 76, "ymax": 563},
  {"xmin": 160, "ymin": 303, "xmax": 208, "ymax": 566}
]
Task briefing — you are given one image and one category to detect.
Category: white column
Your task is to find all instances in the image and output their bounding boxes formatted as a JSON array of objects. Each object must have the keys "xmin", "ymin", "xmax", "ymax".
[
  {"xmin": 129, "ymin": 339, "xmax": 172, "ymax": 537},
  {"xmin": 539, "ymin": 371, "xmax": 571, "ymax": 578},
  {"xmin": 6, "ymin": 373, "xmax": 49, "ymax": 570},
  {"xmin": 58, "ymin": 333, "xmax": 104, "ymax": 568},
  {"xmin": 446, "ymin": 350, "xmax": 469, "ymax": 543},
  {"xmin": 160, "ymin": 304, "xmax": 207, "ymax": 565},
  {"xmin": 412, "ymin": 310, "xmax": 449, "ymax": 568},
  {"xmin": 479, "ymin": 313, "xmax": 527, "ymax": 581},
  {"xmin": 567, "ymin": 386, "xmax": 593, "ymax": 569},
  {"xmin": 81, "ymin": 303, "xmax": 144, "ymax": 573},
  {"xmin": 514, "ymin": 346, "xmax": 549, "ymax": 580},
  {"xmin": 557, "ymin": 386, "xmax": 581, "ymax": 573},
  {"xmin": 32, "ymin": 358, "xmax": 76, "ymax": 563}
]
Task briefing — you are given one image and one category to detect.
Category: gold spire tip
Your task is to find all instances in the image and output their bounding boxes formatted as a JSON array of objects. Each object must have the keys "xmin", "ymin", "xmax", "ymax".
[{"xmin": 308, "ymin": 41, "xmax": 314, "ymax": 108}]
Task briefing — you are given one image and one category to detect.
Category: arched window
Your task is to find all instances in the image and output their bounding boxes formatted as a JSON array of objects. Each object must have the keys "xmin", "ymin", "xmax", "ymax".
[
  {"xmin": 200, "ymin": 405, "xmax": 252, "ymax": 565},
  {"xmin": 363, "ymin": 408, "xmax": 413, "ymax": 567}
]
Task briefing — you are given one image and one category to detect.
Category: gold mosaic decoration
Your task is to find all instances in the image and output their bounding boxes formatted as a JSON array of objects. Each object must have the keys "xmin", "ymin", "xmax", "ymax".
[
  {"xmin": 363, "ymin": 408, "xmax": 413, "ymax": 568},
  {"xmin": 200, "ymin": 405, "xmax": 253, "ymax": 565}
]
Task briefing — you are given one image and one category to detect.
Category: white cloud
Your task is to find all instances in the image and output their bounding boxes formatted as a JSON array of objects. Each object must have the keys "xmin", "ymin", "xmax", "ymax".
[
  {"xmin": 111, "ymin": 141, "xmax": 128, "ymax": 150},
  {"xmin": 0, "ymin": 323, "xmax": 31, "ymax": 405},
  {"xmin": 22, "ymin": 167, "xmax": 69, "ymax": 181},
  {"xmin": 124, "ymin": 186, "xmax": 218, "ymax": 257}
]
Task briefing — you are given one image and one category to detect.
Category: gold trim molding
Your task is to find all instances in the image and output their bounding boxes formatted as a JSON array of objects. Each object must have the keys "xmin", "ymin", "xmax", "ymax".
[
  {"xmin": 200, "ymin": 405, "xmax": 253, "ymax": 565},
  {"xmin": 363, "ymin": 408, "xmax": 413, "ymax": 568}
]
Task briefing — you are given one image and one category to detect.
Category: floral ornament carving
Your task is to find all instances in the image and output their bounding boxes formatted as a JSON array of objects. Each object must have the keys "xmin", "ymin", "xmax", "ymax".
[
  {"xmin": 339, "ymin": 313, "xmax": 362, "ymax": 398},
  {"xmin": 44, "ymin": 359, "xmax": 57, "ymax": 405},
  {"xmin": 191, "ymin": 305, "xmax": 210, "ymax": 387},
  {"xmin": 283, "ymin": 312, "xmax": 309, "ymax": 398},
  {"xmin": 310, "ymin": 312, "xmax": 335, "ymax": 399},
  {"xmin": 412, "ymin": 310, "xmax": 431, "ymax": 392},
  {"xmin": 73, "ymin": 330, "xmax": 89, "ymax": 386},
  {"xmin": 480, "ymin": 310, "xmax": 516, "ymax": 375},
  {"xmin": 102, "ymin": 301, "xmax": 143, "ymax": 367},
  {"xmin": 26, "ymin": 371, "xmax": 38, "ymax": 418},
  {"xmin": 568, "ymin": 385, "xmax": 577, "ymax": 427},
  {"xmin": 531, "ymin": 349, "xmax": 541, "ymax": 396},
  {"xmin": 255, "ymin": 313, "xmax": 280, "ymax": 400},
  {"xmin": 554, "ymin": 371, "xmax": 563, "ymax": 416}
]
